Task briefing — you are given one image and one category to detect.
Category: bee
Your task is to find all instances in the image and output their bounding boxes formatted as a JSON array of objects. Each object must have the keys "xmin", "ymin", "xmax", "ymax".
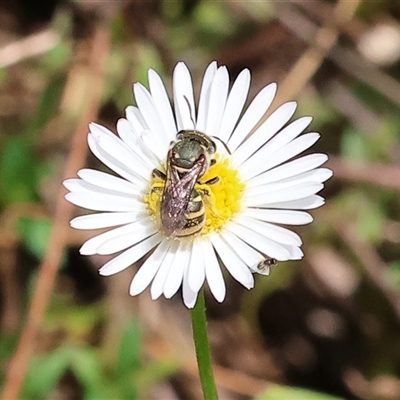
[
  {"xmin": 256, "ymin": 258, "xmax": 277, "ymax": 275},
  {"xmin": 152, "ymin": 130, "xmax": 218, "ymax": 238}
]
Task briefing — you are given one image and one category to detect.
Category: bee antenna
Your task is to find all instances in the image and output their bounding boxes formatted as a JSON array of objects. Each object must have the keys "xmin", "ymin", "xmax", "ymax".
[
  {"xmin": 211, "ymin": 135, "xmax": 231, "ymax": 155},
  {"xmin": 183, "ymin": 95, "xmax": 196, "ymax": 130}
]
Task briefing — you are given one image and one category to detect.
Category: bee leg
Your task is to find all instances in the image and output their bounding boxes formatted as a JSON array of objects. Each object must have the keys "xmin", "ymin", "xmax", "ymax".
[
  {"xmin": 210, "ymin": 159, "xmax": 216, "ymax": 166},
  {"xmin": 197, "ymin": 186, "xmax": 219, "ymax": 217},
  {"xmin": 203, "ymin": 176, "xmax": 219, "ymax": 185},
  {"xmin": 151, "ymin": 183, "xmax": 164, "ymax": 193},
  {"xmin": 152, "ymin": 169, "xmax": 166, "ymax": 180}
]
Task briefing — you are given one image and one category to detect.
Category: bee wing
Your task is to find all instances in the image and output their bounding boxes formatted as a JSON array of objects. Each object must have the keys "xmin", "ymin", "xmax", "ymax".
[{"xmin": 161, "ymin": 153, "xmax": 206, "ymax": 235}]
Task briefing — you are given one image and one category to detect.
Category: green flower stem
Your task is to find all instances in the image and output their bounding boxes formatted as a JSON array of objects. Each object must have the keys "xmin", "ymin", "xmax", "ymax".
[{"xmin": 190, "ymin": 289, "xmax": 218, "ymax": 400}]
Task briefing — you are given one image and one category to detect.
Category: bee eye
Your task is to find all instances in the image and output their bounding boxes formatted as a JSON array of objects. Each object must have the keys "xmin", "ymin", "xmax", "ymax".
[{"xmin": 208, "ymin": 140, "xmax": 216, "ymax": 154}]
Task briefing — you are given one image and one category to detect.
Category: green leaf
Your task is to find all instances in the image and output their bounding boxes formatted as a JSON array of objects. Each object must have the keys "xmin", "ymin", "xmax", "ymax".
[
  {"xmin": 340, "ymin": 128, "xmax": 368, "ymax": 161},
  {"xmin": 255, "ymin": 384, "xmax": 345, "ymax": 400},
  {"xmin": 69, "ymin": 346, "xmax": 105, "ymax": 394},
  {"xmin": 0, "ymin": 136, "xmax": 39, "ymax": 206},
  {"xmin": 23, "ymin": 347, "xmax": 71, "ymax": 398},
  {"xmin": 116, "ymin": 318, "xmax": 142, "ymax": 375},
  {"xmin": 26, "ymin": 75, "xmax": 64, "ymax": 135},
  {"xmin": 386, "ymin": 261, "xmax": 400, "ymax": 289},
  {"xmin": 17, "ymin": 217, "xmax": 52, "ymax": 260}
]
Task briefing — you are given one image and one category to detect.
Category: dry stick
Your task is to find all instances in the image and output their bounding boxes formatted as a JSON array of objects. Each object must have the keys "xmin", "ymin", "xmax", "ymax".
[
  {"xmin": 1, "ymin": 25, "xmax": 110, "ymax": 400},
  {"xmin": 278, "ymin": 2, "xmax": 400, "ymax": 110},
  {"xmin": 327, "ymin": 156, "xmax": 400, "ymax": 191},
  {"xmin": 259, "ymin": 0, "xmax": 361, "ymax": 123},
  {"xmin": 0, "ymin": 30, "xmax": 59, "ymax": 69}
]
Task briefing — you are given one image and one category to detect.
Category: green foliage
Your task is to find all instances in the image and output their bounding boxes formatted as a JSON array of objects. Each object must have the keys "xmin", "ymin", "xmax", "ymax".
[
  {"xmin": 386, "ymin": 261, "xmax": 400, "ymax": 289},
  {"xmin": 116, "ymin": 318, "xmax": 141, "ymax": 376},
  {"xmin": 0, "ymin": 136, "xmax": 39, "ymax": 206},
  {"xmin": 255, "ymin": 384, "xmax": 344, "ymax": 400},
  {"xmin": 336, "ymin": 190, "xmax": 385, "ymax": 243},
  {"xmin": 340, "ymin": 118, "xmax": 398, "ymax": 163},
  {"xmin": 24, "ymin": 347, "xmax": 73, "ymax": 399},
  {"xmin": 195, "ymin": 2, "xmax": 237, "ymax": 38},
  {"xmin": 45, "ymin": 296, "xmax": 104, "ymax": 336},
  {"xmin": 0, "ymin": 76, "xmax": 63, "ymax": 207},
  {"xmin": 22, "ymin": 316, "xmax": 175, "ymax": 400},
  {"xmin": 17, "ymin": 217, "xmax": 52, "ymax": 260}
]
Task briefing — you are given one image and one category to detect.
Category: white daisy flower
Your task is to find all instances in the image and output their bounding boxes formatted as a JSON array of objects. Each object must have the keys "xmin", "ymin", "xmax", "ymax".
[{"xmin": 64, "ymin": 61, "xmax": 332, "ymax": 308}]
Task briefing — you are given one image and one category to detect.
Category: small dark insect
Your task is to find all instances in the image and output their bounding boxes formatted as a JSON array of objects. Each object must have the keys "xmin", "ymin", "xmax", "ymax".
[
  {"xmin": 256, "ymin": 258, "xmax": 277, "ymax": 275},
  {"xmin": 153, "ymin": 129, "xmax": 218, "ymax": 238}
]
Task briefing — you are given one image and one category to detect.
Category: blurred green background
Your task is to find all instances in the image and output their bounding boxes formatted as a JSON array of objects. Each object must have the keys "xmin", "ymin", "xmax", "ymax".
[{"xmin": 1, "ymin": 0, "xmax": 400, "ymax": 399}]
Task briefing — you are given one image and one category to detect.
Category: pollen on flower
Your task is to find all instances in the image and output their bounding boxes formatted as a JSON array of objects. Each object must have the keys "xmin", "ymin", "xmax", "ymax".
[
  {"xmin": 200, "ymin": 156, "xmax": 245, "ymax": 234},
  {"xmin": 144, "ymin": 180, "xmax": 162, "ymax": 218},
  {"xmin": 144, "ymin": 155, "xmax": 245, "ymax": 236}
]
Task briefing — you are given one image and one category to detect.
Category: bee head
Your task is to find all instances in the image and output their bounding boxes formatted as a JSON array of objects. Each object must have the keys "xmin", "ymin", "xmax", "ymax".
[{"xmin": 172, "ymin": 130, "xmax": 216, "ymax": 174}]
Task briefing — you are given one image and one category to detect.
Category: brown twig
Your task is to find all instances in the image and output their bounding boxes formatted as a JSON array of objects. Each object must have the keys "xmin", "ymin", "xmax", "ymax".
[
  {"xmin": 0, "ymin": 30, "xmax": 59, "ymax": 69},
  {"xmin": 1, "ymin": 24, "xmax": 109, "ymax": 400},
  {"xmin": 327, "ymin": 156, "xmax": 400, "ymax": 191},
  {"xmin": 260, "ymin": 0, "xmax": 361, "ymax": 120},
  {"xmin": 277, "ymin": 1, "xmax": 400, "ymax": 109}
]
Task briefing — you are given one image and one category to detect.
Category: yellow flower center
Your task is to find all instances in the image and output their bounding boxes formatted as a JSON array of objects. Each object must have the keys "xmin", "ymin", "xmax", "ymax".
[{"xmin": 145, "ymin": 154, "xmax": 245, "ymax": 236}]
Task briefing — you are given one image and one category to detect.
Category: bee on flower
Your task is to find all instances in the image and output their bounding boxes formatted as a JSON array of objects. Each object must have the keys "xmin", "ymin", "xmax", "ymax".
[{"xmin": 63, "ymin": 61, "xmax": 332, "ymax": 308}]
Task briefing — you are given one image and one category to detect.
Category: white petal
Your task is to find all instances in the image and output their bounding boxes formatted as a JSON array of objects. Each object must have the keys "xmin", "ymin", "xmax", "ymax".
[
  {"xmin": 266, "ymin": 195, "xmax": 325, "ymax": 210},
  {"xmin": 148, "ymin": 68, "xmax": 177, "ymax": 141},
  {"xmin": 235, "ymin": 215, "xmax": 302, "ymax": 246},
  {"xmin": 244, "ymin": 182, "xmax": 324, "ymax": 207},
  {"xmin": 209, "ymin": 233, "xmax": 254, "ymax": 289},
  {"xmin": 116, "ymin": 117, "xmax": 139, "ymax": 151},
  {"xmin": 139, "ymin": 129, "xmax": 167, "ymax": 162},
  {"xmin": 125, "ymin": 107, "xmax": 166, "ymax": 161},
  {"xmin": 182, "ymin": 264, "xmax": 199, "ymax": 309},
  {"xmin": 151, "ymin": 240, "xmax": 179, "ymax": 299},
  {"xmin": 280, "ymin": 244, "xmax": 304, "ymax": 260},
  {"xmin": 87, "ymin": 132, "xmax": 146, "ymax": 187},
  {"xmin": 188, "ymin": 238, "xmax": 206, "ymax": 293},
  {"xmin": 197, "ymin": 61, "xmax": 217, "ymax": 132},
  {"xmin": 232, "ymin": 101, "xmax": 297, "ymax": 166},
  {"xmin": 90, "ymin": 123, "xmax": 152, "ymax": 180},
  {"xmin": 129, "ymin": 239, "xmax": 170, "ymax": 296},
  {"xmin": 246, "ymin": 153, "xmax": 328, "ymax": 188},
  {"xmin": 243, "ymin": 209, "xmax": 313, "ymax": 225},
  {"xmin": 241, "ymin": 132, "xmax": 321, "ymax": 181},
  {"xmin": 65, "ymin": 192, "xmax": 143, "ymax": 212},
  {"xmin": 133, "ymin": 83, "xmax": 170, "ymax": 149},
  {"xmin": 240, "ymin": 116, "xmax": 313, "ymax": 177},
  {"xmin": 163, "ymin": 240, "xmax": 192, "ymax": 299},
  {"xmin": 63, "ymin": 178, "xmax": 132, "ymax": 197},
  {"xmin": 204, "ymin": 66, "xmax": 229, "ymax": 137},
  {"xmin": 79, "ymin": 217, "xmax": 154, "ymax": 255},
  {"xmin": 227, "ymin": 83, "xmax": 277, "ymax": 152},
  {"xmin": 217, "ymin": 68, "xmax": 251, "ymax": 144},
  {"xmin": 76, "ymin": 169, "xmax": 141, "ymax": 195},
  {"xmin": 125, "ymin": 105, "xmax": 148, "ymax": 133},
  {"xmin": 220, "ymin": 229, "xmax": 264, "ymax": 267},
  {"xmin": 99, "ymin": 233, "xmax": 161, "ymax": 276},
  {"xmin": 226, "ymin": 222, "xmax": 291, "ymax": 261},
  {"xmin": 70, "ymin": 211, "xmax": 145, "ymax": 230},
  {"xmin": 116, "ymin": 118, "xmax": 159, "ymax": 168},
  {"xmin": 173, "ymin": 62, "xmax": 195, "ymax": 130},
  {"xmin": 203, "ymin": 238, "xmax": 226, "ymax": 302},
  {"xmin": 96, "ymin": 224, "xmax": 157, "ymax": 255},
  {"xmin": 245, "ymin": 169, "xmax": 332, "ymax": 198}
]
